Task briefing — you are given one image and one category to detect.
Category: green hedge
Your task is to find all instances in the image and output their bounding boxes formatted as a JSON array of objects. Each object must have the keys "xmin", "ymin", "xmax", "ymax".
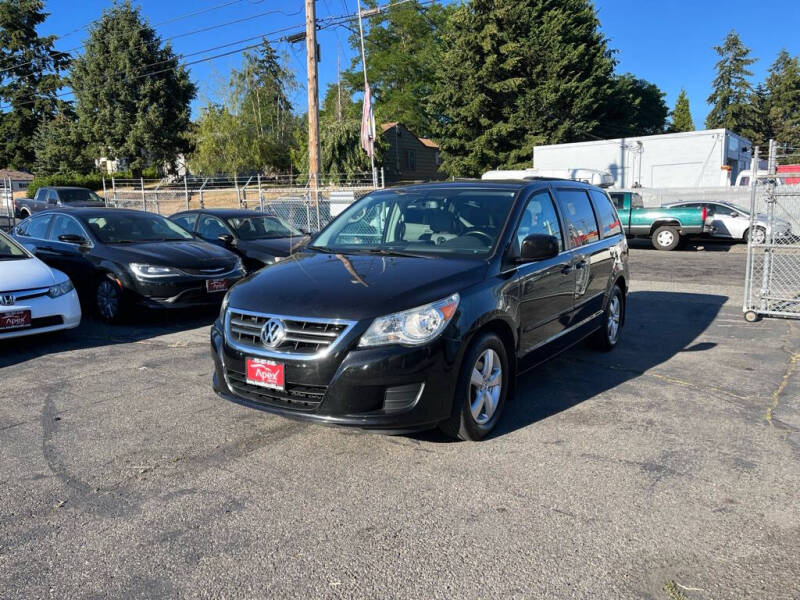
[
  {"xmin": 26, "ymin": 167, "xmax": 162, "ymax": 198},
  {"xmin": 27, "ymin": 173, "xmax": 106, "ymax": 198}
]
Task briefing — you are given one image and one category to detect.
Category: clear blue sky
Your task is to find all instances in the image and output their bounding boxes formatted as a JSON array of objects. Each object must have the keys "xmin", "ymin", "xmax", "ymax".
[{"xmin": 39, "ymin": 0, "xmax": 800, "ymax": 129}]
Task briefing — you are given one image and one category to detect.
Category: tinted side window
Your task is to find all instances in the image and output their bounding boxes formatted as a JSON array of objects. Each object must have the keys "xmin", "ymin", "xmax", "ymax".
[
  {"xmin": 516, "ymin": 190, "xmax": 563, "ymax": 252},
  {"xmin": 47, "ymin": 190, "xmax": 59, "ymax": 205},
  {"xmin": 588, "ymin": 190, "xmax": 622, "ymax": 238},
  {"xmin": 172, "ymin": 214, "xmax": 198, "ymax": 232},
  {"xmin": 23, "ymin": 214, "xmax": 52, "ymax": 239},
  {"xmin": 196, "ymin": 215, "xmax": 230, "ymax": 239},
  {"xmin": 610, "ymin": 193, "xmax": 624, "ymax": 209},
  {"xmin": 554, "ymin": 189, "xmax": 599, "ymax": 247},
  {"xmin": 49, "ymin": 215, "xmax": 86, "ymax": 241}
]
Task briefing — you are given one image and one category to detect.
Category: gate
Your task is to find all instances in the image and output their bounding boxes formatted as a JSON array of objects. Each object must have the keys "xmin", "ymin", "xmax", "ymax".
[{"xmin": 743, "ymin": 140, "xmax": 800, "ymax": 321}]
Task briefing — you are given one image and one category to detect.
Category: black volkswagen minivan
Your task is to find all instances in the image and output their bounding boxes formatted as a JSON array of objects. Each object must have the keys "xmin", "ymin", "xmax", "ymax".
[{"xmin": 211, "ymin": 179, "xmax": 629, "ymax": 440}]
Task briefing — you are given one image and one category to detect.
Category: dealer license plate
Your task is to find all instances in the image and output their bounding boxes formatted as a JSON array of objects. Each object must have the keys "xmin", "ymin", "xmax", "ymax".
[
  {"xmin": 246, "ymin": 358, "xmax": 285, "ymax": 391},
  {"xmin": 0, "ymin": 310, "xmax": 31, "ymax": 331},
  {"xmin": 206, "ymin": 279, "xmax": 229, "ymax": 293}
]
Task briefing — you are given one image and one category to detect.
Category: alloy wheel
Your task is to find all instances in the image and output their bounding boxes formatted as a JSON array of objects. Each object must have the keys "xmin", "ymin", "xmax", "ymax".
[
  {"xmin": 607, "ymin": 295, "xmax": 621, "ymax": 344},
  {"xmin": 470, "ymin": 348, "xmax": 502, "ymax": 425},
  {"xmin": 751, "ymin": 227, "xmax": 766, "ymax": 244},
  {"xmin": 97, "ymin": 280, "xmax": 120, "ymax": 320}
]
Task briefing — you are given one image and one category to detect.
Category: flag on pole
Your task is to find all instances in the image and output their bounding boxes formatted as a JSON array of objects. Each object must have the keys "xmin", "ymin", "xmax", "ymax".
[{"xmin": 360, "ymin": 82, "xmax": 375, "ymax": 158}]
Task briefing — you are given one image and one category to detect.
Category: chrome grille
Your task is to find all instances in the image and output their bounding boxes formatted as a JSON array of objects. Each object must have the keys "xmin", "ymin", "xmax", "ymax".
[
  {"xmin": 226, "ymin": 309, "xmax": 355, "ymax": 358},
  {"xmin": 182, "ymin": 265, "xmax": 230, "ymax": 276}
]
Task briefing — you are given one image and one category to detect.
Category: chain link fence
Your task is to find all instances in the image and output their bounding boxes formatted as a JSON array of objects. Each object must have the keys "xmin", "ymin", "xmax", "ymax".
[
  {"xmin": 744, "ymin": 141, "xmax": 800, "ymax": 321},
  {"xmin": 104, "ymin": 173, "xmax": 379, "ymax": 232},
  {"xmin": 1, "ymin": 177, "xmax": 14, "ymax": 232}
]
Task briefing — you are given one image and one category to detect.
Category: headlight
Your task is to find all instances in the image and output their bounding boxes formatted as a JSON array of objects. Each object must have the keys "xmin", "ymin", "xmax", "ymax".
[
  {"xmin": 130, "ymin": 263, "xmax": 183, "ymax": 278},
  {"xmin": 219, "ymin": 291, "xmax": 231, "ymax": 321},
  {"xmin": 358, "ymin": 293, "xmax": 460, "ymax": 348},
  {"xmin": 48, "ymin": 279, "xmax": 74, "ymax": 298}
]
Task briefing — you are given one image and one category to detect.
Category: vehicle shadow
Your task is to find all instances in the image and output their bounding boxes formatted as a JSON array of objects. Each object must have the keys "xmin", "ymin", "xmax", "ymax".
[
  {"xmin": 628, "ymin": 238, "xmax": 740, "ymax": 252},
  {"xmin": 410, "ymin": 290, "xmax": 727, "ymax": 442},
  {"xmin": 0, "ymin": 308, "xmax": 218, "ymax": 369}
]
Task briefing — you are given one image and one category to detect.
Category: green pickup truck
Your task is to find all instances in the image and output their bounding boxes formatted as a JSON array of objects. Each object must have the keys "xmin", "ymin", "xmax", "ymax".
[{"xmin": 610, "ymin": 191, "xmax": 710, "ymax": 250}]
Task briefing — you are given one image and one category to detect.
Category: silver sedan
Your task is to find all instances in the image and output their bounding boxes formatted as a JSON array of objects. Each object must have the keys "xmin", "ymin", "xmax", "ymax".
[{"xmin": 664, "ymin": 201, "xmax": 792, "ymax": 243}]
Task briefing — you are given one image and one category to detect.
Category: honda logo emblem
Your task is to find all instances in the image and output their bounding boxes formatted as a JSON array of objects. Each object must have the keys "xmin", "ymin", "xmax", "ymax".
[
  {"xmin": 260, "ymin": 318, "xmax": 286, "ymax": 349},
  {"xmin": 0, "ymin": 294, "xmax": 15, "ymax": 306}
]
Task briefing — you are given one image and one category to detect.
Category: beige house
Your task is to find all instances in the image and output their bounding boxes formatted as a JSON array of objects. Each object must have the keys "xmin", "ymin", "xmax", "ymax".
[
  {"xmin": 381, "ymin": 122, "xmax": 443, "ymax": 184},
  {"xmin": 0, "ymin": 169, "xmax": 34, "ymax": 192}
]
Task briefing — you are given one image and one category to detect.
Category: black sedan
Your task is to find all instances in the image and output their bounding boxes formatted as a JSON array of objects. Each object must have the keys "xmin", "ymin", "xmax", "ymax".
[
  {"xmin": 169, "ymin": 209, "xmax": 309, "ymax": 272},
  {"xmin": 12, "ymin": 208, "xmax": 246, "ymax": 321}
]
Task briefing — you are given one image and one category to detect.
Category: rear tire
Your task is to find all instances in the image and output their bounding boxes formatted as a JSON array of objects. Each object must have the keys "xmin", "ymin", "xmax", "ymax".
[
  {"xmin": 440, "ymin": 332, "xmax": 509, "ymax": 441},
  {"xmin": 18, "ymin": 208, "xmax": 30, "ymax": 219},
  {"xmin": 651, "ymin": 225, "xmax": 681, "ymax": 251},
  {"xmin": 590, "ymin": 285, "xmax": 624, "ymax": 351}
]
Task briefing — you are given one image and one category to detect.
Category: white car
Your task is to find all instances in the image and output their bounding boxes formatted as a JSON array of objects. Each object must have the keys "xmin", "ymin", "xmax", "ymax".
[
  {"xmin": 663, "ymin": 201, "xmax": 792, "ymax": 244},
  {"xmin": 0, "ymin": 230, "xmax": 81, "ymax": 339}
]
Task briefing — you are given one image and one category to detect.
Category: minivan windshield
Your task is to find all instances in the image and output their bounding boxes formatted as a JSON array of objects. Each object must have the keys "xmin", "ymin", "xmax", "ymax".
[
  {"xmin": 311, "ymin": 188, "xmax": 517, "ymax": 257},
  {"xmin": 86, "ymin": 212, "xmax": 194, "ymax": 243}
]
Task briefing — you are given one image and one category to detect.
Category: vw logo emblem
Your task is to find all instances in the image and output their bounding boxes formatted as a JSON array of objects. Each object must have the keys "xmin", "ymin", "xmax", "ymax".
[
  {"xmin": 260, "ymin": 318, "xmax": 286, "ymax": 349},
  {"xmin": 0, "ymin": 294, "xmax": 15, "ymax": 306}
]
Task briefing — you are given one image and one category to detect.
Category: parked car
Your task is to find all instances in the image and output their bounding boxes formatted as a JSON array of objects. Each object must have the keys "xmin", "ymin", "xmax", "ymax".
[
  {"xmin": 734, "ymin": 170, "xmax": 787, "ymax": 187},
  {"xmin": 169, "ymin": 209, "xmax": 309, "ymax": 272},
  {"xmin": 211, "ymin": 179, "xmax": 630, "ymax": 440},
  {"xmin": 15, "ymin": 186, "xmax": 105, "ymax": 219},
  {"xmin": 610, "ymin": 190, "xmax": 711, "ymax": 250},
  {"xmin": 11, "ymin": 208, "xmax": 245, "ymax": 321},
  {"xmin": 663, "ymin": 200, "xmax": 793, "ymax": 244},
  {"xmin": 0, "ymin": 230, "xmax": 81, "ymax": 340}
]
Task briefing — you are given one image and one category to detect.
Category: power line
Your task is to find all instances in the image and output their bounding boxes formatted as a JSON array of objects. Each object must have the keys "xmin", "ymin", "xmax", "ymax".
[{"xmin": 0, "ymin": 3, "xmax": 295, "ymax": 76}]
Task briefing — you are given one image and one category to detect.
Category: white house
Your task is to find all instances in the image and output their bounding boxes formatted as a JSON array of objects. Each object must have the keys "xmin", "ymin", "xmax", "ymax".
[{"xmin": 533, "ymin": 129, "xmax": 756, "ymax": 188}]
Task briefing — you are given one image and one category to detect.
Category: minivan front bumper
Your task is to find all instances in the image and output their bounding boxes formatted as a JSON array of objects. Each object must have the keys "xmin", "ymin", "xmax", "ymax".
[{"xmin": 210, "ymin": 319, "xmax": 463, "ymax": 433}]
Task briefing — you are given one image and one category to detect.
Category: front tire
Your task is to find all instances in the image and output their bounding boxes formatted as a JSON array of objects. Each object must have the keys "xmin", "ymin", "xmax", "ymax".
[
  {"xmin": 652, "ymin": 225, "xmax": 681, "ymax": 251},
  {"xmin": 95, "ymin": 276, "xmax": 125, "ymax": 322},
  {"xmin": 746, "ymin": 227, "xmax": 766, "ymax": 245},
  {"xmin": 440, "ymin": 332, "xmax": 509, "ymax": 441}
]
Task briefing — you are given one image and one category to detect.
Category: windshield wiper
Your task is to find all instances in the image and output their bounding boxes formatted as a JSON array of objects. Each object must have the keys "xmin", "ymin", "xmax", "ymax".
[
  {"xmin": 307, "ymin": 245, "xmax": 337, "ymax": 254},
  {"xmin": 362, "ymin": 248, "xmax": 435, "ymax": 259}
]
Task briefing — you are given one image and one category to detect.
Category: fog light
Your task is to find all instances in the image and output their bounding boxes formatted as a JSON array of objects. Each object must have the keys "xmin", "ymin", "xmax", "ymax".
[{"xmin": 383, "ymin": 383, "xmax": 425, "ymax": 413}]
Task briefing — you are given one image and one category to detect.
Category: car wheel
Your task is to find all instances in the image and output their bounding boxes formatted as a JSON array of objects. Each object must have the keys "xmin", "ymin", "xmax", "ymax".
[
  {"xmin": 590, "ymin": 285, "xmax": 624, "ymax": 351},
  {"xmin": 95, "ymin": 277, "xmax": 125, "ymax": 322},
  {"xmin": 746, "ymin": 227, "xmax": 766, "ymax": 245},
  {"xmin": 651, "ymin": 225, "xmax": 681, "ymax": 251},
  {"xmin": 18, "ymin": 208, "xmax": 30, "ymax": 219},
  {"xmin": 440, "ymin": 332, "xmax": 509, "ymax": 441}
]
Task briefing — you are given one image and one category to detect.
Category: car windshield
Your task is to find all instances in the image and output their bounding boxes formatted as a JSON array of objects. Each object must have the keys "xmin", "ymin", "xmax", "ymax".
[
  {"xmin": 86, "ymin": 212, "xmax": 194, "ymax": 243},
  {"xmin": 0, "ymin": 232, "xmax": 29, "ymax": 260},
  {"xmin": 58, "ymin": 189, "xmax": 103, "ymax": 203},
  {"xmin": 227, "ymin": 215, "xmax": 302, "ymax": 240},
  {"xmin": 311, "ymin": 188, "xmax": 517, "ymax": 257}
]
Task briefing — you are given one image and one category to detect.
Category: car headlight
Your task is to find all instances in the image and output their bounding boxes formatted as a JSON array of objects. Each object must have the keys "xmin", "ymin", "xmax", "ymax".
[
  {"xmin": 358, "ymin": 293, "xmax": 460, "ymax": 348},
  {"xmin": 130, "ymin": 263, "xmax": 183, "ymax": 278},
  {"xmin": 48, "ymin": 279, "xmax": 74, "ymax": 298}
]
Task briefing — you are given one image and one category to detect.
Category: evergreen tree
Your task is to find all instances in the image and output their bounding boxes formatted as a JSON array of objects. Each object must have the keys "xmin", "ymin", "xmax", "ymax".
[
  {"xmin": 0, "ymin": 0, "xmax": 70, "ymax": 170},
  {"xmin": 602, "ymin": 74, "xmax": 668, "ymax": 137},
  {"xmin": 429, "ymin": 0, "xmax": 615, "ymax": 177},
  {"xmin": 765, "ymin": 49, "xmax": 800, "ymax": 154},
  {"xmin": 71, "ymin": 1, "xmax": 196, "ymax": 176},
  {"xmin": 32, "ymin": 110, "xmax": 92, "ymax": 175},
  {"xmin": 344, "ymin": 0, "xmax": 453, "ymax": 136},
  {"xmin": 667, "ymin": 89, "xmax": 695, "ymax": 132},
  {"xmin": 705, "ymin": 30, "xmax": 756, "ymax": 132},
  {"xmin": 745, "ymin": 83, "xmax": 773, "ymax": 148}
]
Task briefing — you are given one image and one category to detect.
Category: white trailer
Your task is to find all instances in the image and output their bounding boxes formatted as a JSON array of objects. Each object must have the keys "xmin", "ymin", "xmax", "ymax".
[{"xmin": 533, "ymin": 129, "xmax": 755, "ymax": 188}]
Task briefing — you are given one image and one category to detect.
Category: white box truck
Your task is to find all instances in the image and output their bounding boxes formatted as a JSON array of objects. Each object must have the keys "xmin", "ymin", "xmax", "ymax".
[{"xmin": 533, "ymin": 129, "xmax": 754, "ymax": 188}]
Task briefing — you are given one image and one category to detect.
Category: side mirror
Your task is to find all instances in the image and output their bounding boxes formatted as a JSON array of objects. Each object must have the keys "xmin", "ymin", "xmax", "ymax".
[
  {"xmin": 729, "ymin": 211, "xmax": 739, "ymax": 217},
  {"xmin": 217, "ymin": 234, "xmax": 234, "ymax": 246},
  {"xmin": 519, "ymin": 234, "xmax": 560, "ymax": 261},
  {"xmin": 58, "ymin": 233, "xmax": 89, "ymax": 246}
]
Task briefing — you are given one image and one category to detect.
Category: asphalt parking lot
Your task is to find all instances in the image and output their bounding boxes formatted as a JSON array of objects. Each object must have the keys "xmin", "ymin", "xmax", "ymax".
[{"xmin": 1, "ymin": 242, "xmax": 798, "ymax": 599}]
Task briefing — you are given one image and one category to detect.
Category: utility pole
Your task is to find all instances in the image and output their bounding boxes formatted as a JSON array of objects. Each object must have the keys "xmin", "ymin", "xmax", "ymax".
[
  {"xmin": 357, "ymin": 0, "xmax": 377, "ymax": 188},
  {"xmin": 306, "ymin": 0, "xmax": 320, "ymax": 202}
]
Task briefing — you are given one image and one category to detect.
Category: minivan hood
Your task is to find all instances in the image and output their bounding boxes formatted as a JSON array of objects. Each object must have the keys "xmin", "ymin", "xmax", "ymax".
[
  {"xmin": 1, "ymin": 257, "xmax": 58, "ymax": 291},
  {"xmin": 227, "ymin": 251, "xmax": 488, "ymax": 320},
  {"xmin": 108, "ymin": 240, "xmax": 238, "ymax": 268}
]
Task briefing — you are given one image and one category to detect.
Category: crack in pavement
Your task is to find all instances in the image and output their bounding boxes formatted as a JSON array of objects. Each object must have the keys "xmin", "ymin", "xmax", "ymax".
[{"xmin": 765, "ymin": 321, "xmax": 799, "ymax": 429}]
